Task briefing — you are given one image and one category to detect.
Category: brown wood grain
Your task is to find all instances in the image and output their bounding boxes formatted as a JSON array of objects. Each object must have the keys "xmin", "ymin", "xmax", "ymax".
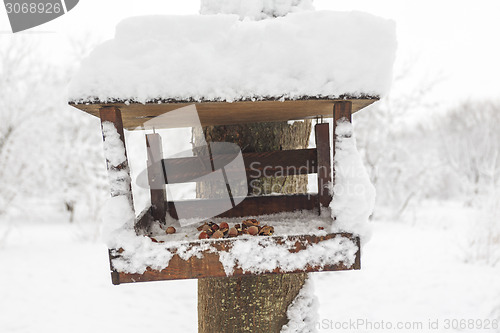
[
  {"xmin": 145, "ymin": 133, "xmax": 167, "ymax": 223},
  {"xmin": 167, "ymin": 194, "xmax": 317, "ymax": 219},
  {"xmin": 71, "ymin": 98, "xmax": 376, "ymax": 130},
  {"xmin": 315, "ymin": 123, "xmax": 332, "ymax": 211},
  {"xmin": 110, "ymin": 232, "xmax": 360, "ymax": 284},
  {"xmin": 334, "ymin": 100, "xmax": 353, "ymax": 123}
]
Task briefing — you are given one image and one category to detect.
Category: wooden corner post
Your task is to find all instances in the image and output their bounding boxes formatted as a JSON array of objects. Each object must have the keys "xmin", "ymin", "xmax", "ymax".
[
  {"xmin": 333, "ymin": 101, "xmax": 352, "ymax": 123},
  {"xmin": 99, "ymin": 106, "xmax": 135, "ymax": 285},
  {"xmin": 99, "ymin": 106, "xmax": 134, "ymax": 204}
]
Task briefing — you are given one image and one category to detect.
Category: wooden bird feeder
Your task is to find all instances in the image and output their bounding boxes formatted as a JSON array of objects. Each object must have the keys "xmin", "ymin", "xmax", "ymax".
[{"xmin": 70, "ymin": 97, "xmax": 376, "ymax": 284}]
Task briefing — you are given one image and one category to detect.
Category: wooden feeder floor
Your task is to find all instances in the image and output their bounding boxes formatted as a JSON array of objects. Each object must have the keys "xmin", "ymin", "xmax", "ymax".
[{"xmin": 109, "ymin": 232, "xmax": 360, "ymax": 284}]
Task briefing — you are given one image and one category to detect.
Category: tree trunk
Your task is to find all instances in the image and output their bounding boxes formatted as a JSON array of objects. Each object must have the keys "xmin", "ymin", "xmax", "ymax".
[{"xmin": 196, "ymin": 120, "xmax": 312, "ymax": 332}]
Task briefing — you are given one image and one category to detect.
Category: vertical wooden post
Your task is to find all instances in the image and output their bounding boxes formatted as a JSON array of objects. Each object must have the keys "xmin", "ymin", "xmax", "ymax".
[
  {"xmin": 333, "ymin": 101, "xmax": 353, "ymax": 124},
  {"xmin": 145, "ymin": 133, "xmax": 167, "ymax": 224},
  {"xmin": 99, "ymin": 106, "xmax": 135, "ymax": 215},
  {"xmin": 332, "ymin": 101, "xmax": 353, "ymax": 199},
  {"xmin": 99, "ymin": 106, "xmax": 135, "ymax": 285},
  {"xmin": 315, "ymin": 123, "xmax": 332, "ymax": 212},
  {"xmin": 99, "ymin": 107, "xmax": 134, "ymax": 202}
]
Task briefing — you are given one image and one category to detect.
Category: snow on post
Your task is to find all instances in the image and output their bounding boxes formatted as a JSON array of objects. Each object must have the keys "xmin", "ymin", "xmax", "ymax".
[
  {"xmin": 101, "ymin": 121, "xmax": 132, "ymax": 198},
  {"xmin": 100, "ymin": 121, "xmax": 135, "ymax": 243},
  {"xmin": 280, "ymin": 277, "xmax": 319, "ymax": 333},
  {"xmin": 330, "ymin": 120, "xmax": 376, "ymax": 243}
]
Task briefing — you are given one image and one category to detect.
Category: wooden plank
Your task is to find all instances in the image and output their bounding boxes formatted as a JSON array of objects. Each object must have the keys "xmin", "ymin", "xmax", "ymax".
[
  {"xmin": 146, "ymin": 133, "xmax": 167, "ymax": 223},
  {"xmin": 160, "ymin": 148, "xmax": 317, "ymax": 184},
  {"xmin": 167, "ymin": 194, "xmax": 317, "ymax": 219},
  {"xmin": 315, "ymin": 123, "xmax": 332, "ymax": 211},
  {"xmin": 70, "ymin": 98, "xmax": 377, "ymax": 130},
  {"xmin": 110, "ymin": 233, "xmax": 360, "ymax": 283}
]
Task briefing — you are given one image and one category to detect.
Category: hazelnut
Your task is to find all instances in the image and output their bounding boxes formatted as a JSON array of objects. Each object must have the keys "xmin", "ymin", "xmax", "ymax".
[
  {"xmin": 212, "ymin": 230, "xmax": 224, "ymax": 239},
  {"xmin": 166, "ymin": 226, "xmax": 176, "ymax": 234},
  {"xmin": 243, "ymin": 219, "xmax": 259, "ymax": 228},
  {"xmin": 197, "ymin": 222, "xmax": 209, "ymax": 231},
  {"xmin": 202, "ymin": 224, "xmax": 211, "ymax": 232},
  {"xmin": 259, "ymin": 225, "xmax": 274, "ymax": 236},
  {"xmin": 220, "ymin": 222, "xmax": 229, "ymax": 229},
  {"xmin": 248, "ymin": 226, "xmax": 259, "ymax": 235},
  {"xmin": 199, "ymin": 232, "xmax": 209, "ymax": 239},
  {"xmin": 228, "ymin": 227, "xmax": 238, "ymax": 237}
]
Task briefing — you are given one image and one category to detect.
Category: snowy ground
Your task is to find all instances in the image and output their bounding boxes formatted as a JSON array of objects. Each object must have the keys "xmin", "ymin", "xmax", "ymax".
[{"xmin": 1, "ymin": 201, "xmax": 499, "ymax": 333}]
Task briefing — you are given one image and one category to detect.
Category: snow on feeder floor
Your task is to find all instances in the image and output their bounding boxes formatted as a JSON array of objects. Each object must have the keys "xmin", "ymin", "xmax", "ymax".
[
  {"xmin": 106, "ymin": 208, "xmax": 361, "ymax": 284},
  {"xmin": 68, "ymin": 10, "xmax": 393, "ymax": 284}
]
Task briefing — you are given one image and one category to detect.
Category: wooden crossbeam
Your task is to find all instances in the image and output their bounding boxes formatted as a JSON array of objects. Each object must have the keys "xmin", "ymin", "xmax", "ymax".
[{"xmin": 166, "ymin": 194, "xmax": 317, "ymax": 219}]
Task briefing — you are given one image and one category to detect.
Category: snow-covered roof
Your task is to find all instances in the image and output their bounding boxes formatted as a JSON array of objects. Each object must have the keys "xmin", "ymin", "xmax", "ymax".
[{"xmin": 69, "ymin": 11, "xmax": 396, "ymax": 103}]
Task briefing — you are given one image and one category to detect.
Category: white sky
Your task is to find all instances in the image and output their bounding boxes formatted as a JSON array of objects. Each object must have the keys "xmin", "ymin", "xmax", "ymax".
[{"xmin": 1, "ymin": 0, "xmax": 500, "ymax": 110}]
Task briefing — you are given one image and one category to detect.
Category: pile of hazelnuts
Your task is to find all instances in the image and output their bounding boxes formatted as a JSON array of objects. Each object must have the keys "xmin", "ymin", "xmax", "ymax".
[{"xmin": 197, "ymin": 219, "xmax": 274, "ymax": 240}]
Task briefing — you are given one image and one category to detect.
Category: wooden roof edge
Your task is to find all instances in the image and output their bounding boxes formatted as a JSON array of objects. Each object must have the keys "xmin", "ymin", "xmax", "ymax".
[{"xmin": 68, "ymin": 94, "xmax": 380, "ymax": 106}]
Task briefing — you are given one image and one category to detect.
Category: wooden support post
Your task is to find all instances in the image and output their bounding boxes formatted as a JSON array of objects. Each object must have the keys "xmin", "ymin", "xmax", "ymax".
[
  {"xmin": 332, "ymin": 101, "xmax": 353, "ymax": 204},
  {"xmin": 145, "ymin": 133, "xmax": 167, "ymax": 224},
  {"xmin": 334, "ymin": 101, "xmax": 353, "ymax": 124},
  {"xmin": 315, "ymin": 123, "xmax": 332, "ymax": 212},
  {"xmin": 99, "ymin": 106, "xmax": 136, "ymax": 284},
  {"xmin": 99, "ymin": 106, "xmax": 136, "ymax": 221},
  {"xmin": 99, "ymin": 107, "xmax": 133, "ymax": 201}
]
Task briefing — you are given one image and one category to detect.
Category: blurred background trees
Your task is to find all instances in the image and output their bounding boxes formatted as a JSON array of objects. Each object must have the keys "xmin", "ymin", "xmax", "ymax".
[{"xmin": 0, "ymin": 35, "xmax": 107, "ymax": 243}]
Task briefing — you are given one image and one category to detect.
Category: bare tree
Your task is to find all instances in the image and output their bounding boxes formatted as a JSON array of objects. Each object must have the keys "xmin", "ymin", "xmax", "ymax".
[
  {"xmin": 353, "ymin": 56, "xmax": 444, "ymax": 219},
  {"xmin": 436, "ymin": 100, "xmax": 500, "ymax": 203},
  {"xmin": 0, "ymin": 36, "xmax": 59, "ymax": 216}
]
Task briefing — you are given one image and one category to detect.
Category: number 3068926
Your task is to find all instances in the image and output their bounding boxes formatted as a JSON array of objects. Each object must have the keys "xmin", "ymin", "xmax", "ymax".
[{"xmin": 5, "ymin": 2, "xmax": 62, "ymax": 14}]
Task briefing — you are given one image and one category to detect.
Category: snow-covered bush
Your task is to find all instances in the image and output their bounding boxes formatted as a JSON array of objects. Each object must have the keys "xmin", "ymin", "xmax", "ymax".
[{"xmin": 462, "ymin": 190, "xmax": 500, "ymax": 267}]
